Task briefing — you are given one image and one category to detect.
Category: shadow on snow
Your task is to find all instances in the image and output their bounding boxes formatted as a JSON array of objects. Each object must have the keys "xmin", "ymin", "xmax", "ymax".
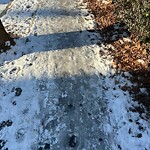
[
  {"xmin": 0, "ymin": 72, "xmax": 108, "ymax": 149},
  {"xmin": 15, "ymin": 23, "xmax": 130, "ymax": 52}
]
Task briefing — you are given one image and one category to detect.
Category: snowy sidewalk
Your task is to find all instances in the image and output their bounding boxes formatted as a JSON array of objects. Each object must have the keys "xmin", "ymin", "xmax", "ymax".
[
  {"xmin": 0, "ymin": 0, "xmax": 150, "ymax": 150},
  {"xmin": 0, "ymin": 0, "xmax": 111, "ymax": 149}
]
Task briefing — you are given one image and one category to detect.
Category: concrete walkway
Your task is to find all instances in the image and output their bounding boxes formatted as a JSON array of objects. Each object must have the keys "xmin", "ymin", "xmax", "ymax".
[{"xmin": 0, "ymin": 0, "xmax": 111, "ymax": 149}]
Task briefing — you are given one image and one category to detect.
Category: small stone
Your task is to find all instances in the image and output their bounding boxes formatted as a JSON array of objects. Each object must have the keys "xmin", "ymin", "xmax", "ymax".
[
  {"xmin": 15, "ymin": 88, "xmax": 22, "ymax": 96},
  {"xmin": 118, "ymin": 144, "xmax": 121, "ymax": 149},
  {"xmin": 137, "ymin": 133, "xmax": 142, "ymax": 138},
  {"xmin": 88, "ymin": 113, "xmax": 91, "ymax": 116},
  {"xmin": 6, "ymin": 120, "xmax": 13, "ymax": 126},
  {"xmin": 129, "ymin": 119, "xmax": 133, "ymax": 122},
  {"xmin": 10, "ymin": 68, "xmax": 17, "ymax": 74},
  {"xmin": 138, "ymin": 126, "xmax": 144, "ymax": 130},
  {"xmin": 29, "ymin": 63, "xmax": 33, "ymax": 66},
  {"xmin": 69, "ymin": 135, "xmax": 77, "ymax": 147},
  {"xmin": 44, "ymin": 143, "xmax": 50, "ymax": 149},
  {"xmin": 99, "ymin": 138, "xmax": 103, "ymax": 141},
  {"xmin": 12, "ymin": 101, "xmax": 17, "ymax": 105},
  {"xmin": 26, "ymin": 5, "xmax": 31, "ymax": 9},
  {"xmin": 79, "ymin": 103, "xmax": 83, "ymax": 107}
]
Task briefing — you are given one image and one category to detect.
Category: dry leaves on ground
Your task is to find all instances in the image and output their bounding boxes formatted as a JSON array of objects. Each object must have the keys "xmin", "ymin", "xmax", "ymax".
[{"xmin": 85, "ymin": 0, "xmax": 150, "ymax": 116}]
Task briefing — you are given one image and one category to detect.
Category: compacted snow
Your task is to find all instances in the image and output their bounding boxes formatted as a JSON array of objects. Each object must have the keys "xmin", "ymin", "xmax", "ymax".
[{"xmin": 0, "ymin": 0, "xmax": 150, "ymax": 150}]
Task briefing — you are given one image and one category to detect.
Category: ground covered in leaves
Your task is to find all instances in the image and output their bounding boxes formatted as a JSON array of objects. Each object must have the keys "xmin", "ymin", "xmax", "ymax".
[{"xmin": 85, "ymin": 0, "xmax": 150, "ymax": 117}]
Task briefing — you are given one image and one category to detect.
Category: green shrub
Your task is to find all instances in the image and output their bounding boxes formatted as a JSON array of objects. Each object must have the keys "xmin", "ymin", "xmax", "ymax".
[{"xmin": 114, "ymin": 0, "xmax": 150, "ymax": 44}]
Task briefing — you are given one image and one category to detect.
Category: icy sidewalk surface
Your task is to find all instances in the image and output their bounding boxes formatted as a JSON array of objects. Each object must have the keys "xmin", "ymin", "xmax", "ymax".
[
  {"xmin": 0, "ymin": 0, "xmax": 111, "ymax": 149},
  {"xmin": 1, "ymin": 0, "xmax": 150, "ymax": 150}
]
